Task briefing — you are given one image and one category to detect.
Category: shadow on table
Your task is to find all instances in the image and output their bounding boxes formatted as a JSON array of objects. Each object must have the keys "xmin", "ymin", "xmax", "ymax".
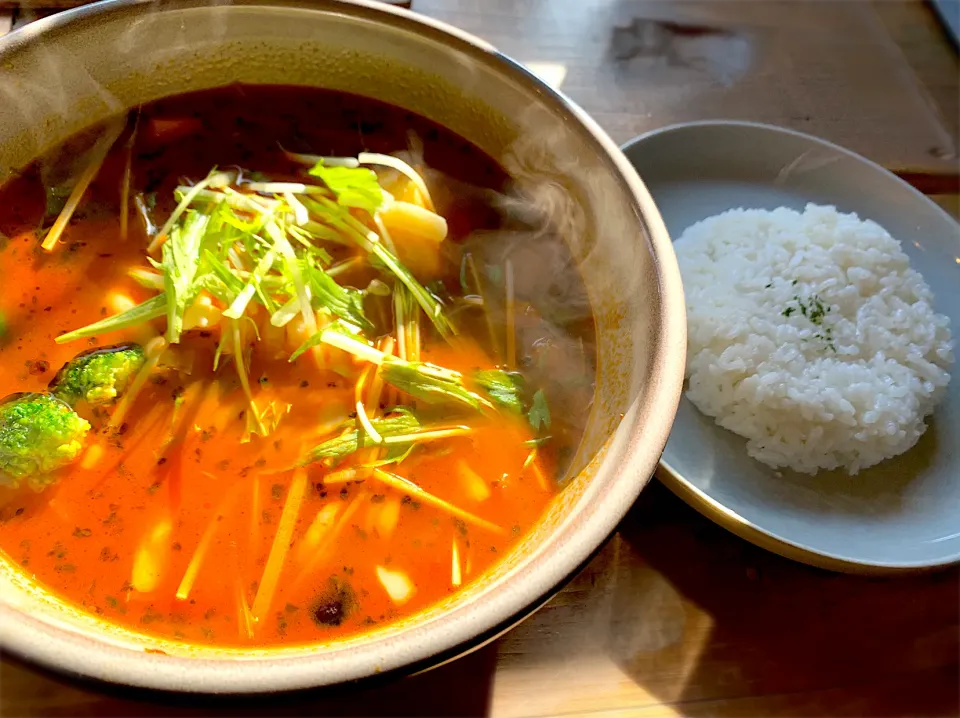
[
  {"xmin": 607, "ymin": 481, "xmax": 960, "ymax": 716},
  {"xmin": 0, "ymin": 640, "xmax": 497, "ymax": 718}
]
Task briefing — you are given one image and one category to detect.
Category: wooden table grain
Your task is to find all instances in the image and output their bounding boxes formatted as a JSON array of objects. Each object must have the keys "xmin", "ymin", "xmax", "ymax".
[{"xmin": 1, "ymin": 2, "xmax": 959, "ymax": 717}]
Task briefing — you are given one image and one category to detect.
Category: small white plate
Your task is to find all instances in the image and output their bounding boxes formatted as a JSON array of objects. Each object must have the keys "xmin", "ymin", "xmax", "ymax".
[{"xmin": 622, "ymin": 121, "xmax": 960, "ymax": 572}]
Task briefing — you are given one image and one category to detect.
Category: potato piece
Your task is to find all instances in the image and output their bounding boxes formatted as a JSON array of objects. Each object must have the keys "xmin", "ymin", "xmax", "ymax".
[
  {"xmin": 131, "ymin": 514, "xmax": 173, "ymax": 593},
  {"xmin": 380, "ymin": 200, "xmax": 448, "ymax": 281}
]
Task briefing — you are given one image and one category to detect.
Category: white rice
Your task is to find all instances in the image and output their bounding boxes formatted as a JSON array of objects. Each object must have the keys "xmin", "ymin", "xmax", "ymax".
[{"xmin": 675, "ymin": 203, "xmax": 954, "ymax": 475}]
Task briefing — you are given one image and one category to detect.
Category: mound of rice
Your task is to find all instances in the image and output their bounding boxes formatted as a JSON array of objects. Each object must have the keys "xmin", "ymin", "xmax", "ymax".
[{"xmin": 675, "ymin": 203, "xmax": 954, "ymax": 475}]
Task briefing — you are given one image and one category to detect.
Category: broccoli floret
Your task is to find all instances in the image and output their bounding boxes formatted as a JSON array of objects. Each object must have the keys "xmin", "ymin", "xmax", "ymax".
[
  {"xmin": 50, "ymin": 343, "xmax": 145, "ymax": 407},
  {"xmin": 0, "ymin": 392, "xmax": 91, "ymax": 491}
]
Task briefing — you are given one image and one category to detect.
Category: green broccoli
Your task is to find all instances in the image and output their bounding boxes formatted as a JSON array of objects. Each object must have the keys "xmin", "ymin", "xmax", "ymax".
[
  {"xmin": 0, "ymin": 393, "xmax": 91, "ymax": 491},
  {"xmin": 49, "ymin": 343, "xmax": 146, "ymax": 407}
]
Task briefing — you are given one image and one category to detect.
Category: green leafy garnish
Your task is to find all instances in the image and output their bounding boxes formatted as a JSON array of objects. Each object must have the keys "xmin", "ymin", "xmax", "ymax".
[
  {"xmin": 472, "ymin": 369, "xmax": 524, "ymax": 414},
  {"xmin": 781, "ymin": 293, "xmax": 836, "ymax": 351},
  {"xmin": 289, "ymin": 320, "xmax": 368, "ymax": 364},
  {"xmin": 522, "ymin": 436, "xmax": 552, "ymax": 447},
  {"xmin": 55, "ymin": 294, "xmax": 168, "ymax": 344},
  {"xmin": 528, "ymin": 389, "xmax": 551, "ymax": 431},
  {"xmin": 308, "ymin": 161, "xmax": 384, "ymax": 216},
  {"xmin": 301, "ymin": 195, "xmax": 454, "ymax": 338},
  {"xmin": 305, "ymin": 409, "xmax": 421, "ymax": 463},
  {"xmin": 304, "ymin": 408, "xmax": 472, "ymax": 466},
  {"xmin": 162, "ymin": 210, "xmax": 210, "ymax": 342},
  {"xmin": 302, "ymin": 261, "xmax": 372, "ymax": 331},
  {"xmin": 380, "ymin": 360, "xmax": 493, "ymax": 412},
  {"xmin": 368, "ymin": 241, "xmax": 455, "ymax": 338}
]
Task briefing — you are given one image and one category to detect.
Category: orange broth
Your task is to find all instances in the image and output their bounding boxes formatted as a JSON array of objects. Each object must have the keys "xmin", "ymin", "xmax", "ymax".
[{"xmin": 0, "ymin": 86, "xmax": 592, "ymax": 647}]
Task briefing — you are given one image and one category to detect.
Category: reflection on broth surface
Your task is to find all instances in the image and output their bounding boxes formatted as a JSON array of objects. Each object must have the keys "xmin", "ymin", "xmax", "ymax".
[{"xmin": 0, "ymin": 85, "xmax": 595, "ymax": 647}]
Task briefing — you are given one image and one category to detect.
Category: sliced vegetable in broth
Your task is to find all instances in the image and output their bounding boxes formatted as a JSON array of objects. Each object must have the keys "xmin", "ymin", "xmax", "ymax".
[{"xmin": 0, "ymin": 85, "xmax": 595, "ymax": 647}]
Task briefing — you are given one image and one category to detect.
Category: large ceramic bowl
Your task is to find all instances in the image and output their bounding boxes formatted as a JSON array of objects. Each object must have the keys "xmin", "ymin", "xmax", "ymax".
[{"xmin": 0, "ymin": 0, "xmax": 685, "ymax": 694}]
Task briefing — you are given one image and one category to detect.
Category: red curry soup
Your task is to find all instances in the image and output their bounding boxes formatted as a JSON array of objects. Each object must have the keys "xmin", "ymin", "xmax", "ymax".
[{"xmin": 0, "ymin": 86, "xmax": 595, "ymax": 647}]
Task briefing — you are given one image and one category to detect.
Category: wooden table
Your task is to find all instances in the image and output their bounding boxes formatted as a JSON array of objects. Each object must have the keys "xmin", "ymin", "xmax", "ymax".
[{"xmin": 1, "ymin": 1, "xmax": 958, "ymax": 716}]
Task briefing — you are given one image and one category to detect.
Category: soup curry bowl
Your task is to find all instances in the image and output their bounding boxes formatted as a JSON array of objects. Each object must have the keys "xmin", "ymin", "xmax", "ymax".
[{"xmin": 0, "ymin": 0, "xmax": 685, "ymax": 693}]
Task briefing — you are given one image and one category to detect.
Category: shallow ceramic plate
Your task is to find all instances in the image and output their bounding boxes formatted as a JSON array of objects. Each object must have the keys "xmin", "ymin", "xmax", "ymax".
[{"xmin": 622, "ymin": 121, "xmax": 960, "ymax": 573}]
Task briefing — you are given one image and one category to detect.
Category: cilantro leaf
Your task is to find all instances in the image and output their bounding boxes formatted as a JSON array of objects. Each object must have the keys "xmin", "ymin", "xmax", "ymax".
[{"xmin": 528, "ymin": 389, "xmax": 551, "ymax": 431}]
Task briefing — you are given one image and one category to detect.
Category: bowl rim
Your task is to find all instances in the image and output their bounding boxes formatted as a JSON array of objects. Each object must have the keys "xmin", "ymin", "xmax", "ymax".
[
  {"xmin": 622, "ymin": 118, "xmax": 960, "ymax": 575},
  {"xmin": 0, "ymin": 0, "xmax": 687, "ymax": 693}
]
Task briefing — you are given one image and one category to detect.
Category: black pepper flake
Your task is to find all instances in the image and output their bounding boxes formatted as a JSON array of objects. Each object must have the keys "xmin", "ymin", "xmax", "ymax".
[
  {"xmin": 72, "ymin": 527, "xmax": 92, "ymax": 538},
  {"xmin": 300, "ymin": 380, "xmax": 310, "ymax": 388},
  {"xmin": 371, "ymin": 494, "xmax": 385, "ymax": 504},
  {"xmin": 140, "ymin": 609, "xmax": 163, "ymax": 625},
  {"xmin": 339, "ymin": 486, "xmax": 349, "ymax": 500},
  {"xmin": 28, "ymin": 360, "xmax": 49, "ymax": 375},
  {"xmin": 47, "ymin": 542, "xmax": 67, "ymax": 559},
  {"xmin": 271, "ymin": 484, "xmax": 284, "ymax": 500}
]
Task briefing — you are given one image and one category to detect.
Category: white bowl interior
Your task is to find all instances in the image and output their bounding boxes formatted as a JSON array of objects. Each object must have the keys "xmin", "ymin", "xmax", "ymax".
[{"xmin": 623, "ymin": 121, "xmax": 960, "ymax": 570}]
